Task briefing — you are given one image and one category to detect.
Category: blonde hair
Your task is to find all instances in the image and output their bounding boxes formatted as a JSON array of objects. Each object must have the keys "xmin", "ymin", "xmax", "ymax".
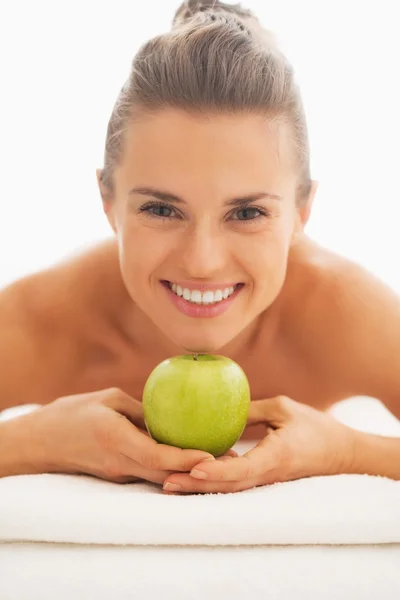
[{"xmin": 100, "ymin": 0, "xmax": 311, "ymax": 205}]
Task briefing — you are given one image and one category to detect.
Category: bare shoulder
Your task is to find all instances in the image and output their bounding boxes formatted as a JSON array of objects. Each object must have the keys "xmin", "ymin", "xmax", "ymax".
[
  {"xmin": 1, "ymin": 237, "xmax": 121, "ymax": 327},
  {"xmin": 285, "ymin": 234, "xmax": 400, "ymax": 343},
  {"xmin": 283, "ymin": 235, "xmax": 400, "ymax": 413},
  {"xmin": 0, "ymin": 238, "xmax": 122, "ymax": 407}
]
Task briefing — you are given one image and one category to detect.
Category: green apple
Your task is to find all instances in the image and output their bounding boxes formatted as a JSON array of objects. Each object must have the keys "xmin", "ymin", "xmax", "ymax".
[{"xmin": 142, "ymin": 353, "xmax": 251, "ymax": 457}]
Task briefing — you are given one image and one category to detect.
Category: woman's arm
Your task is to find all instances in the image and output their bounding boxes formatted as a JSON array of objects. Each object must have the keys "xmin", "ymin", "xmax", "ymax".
[
  {"xmin": 351, "ymin": 429, "xmax": 400, "ymax": 479},
  {"xmin": 161, "ymin": 395, "xmax": 400, "ymax": 494},
  {"xmin": 0, "ymin": 415, "xmax": 38, "ymax": 477},
  {"xmin": 0, "ymin": 388, "xmax": 217, "ymax": 480}
]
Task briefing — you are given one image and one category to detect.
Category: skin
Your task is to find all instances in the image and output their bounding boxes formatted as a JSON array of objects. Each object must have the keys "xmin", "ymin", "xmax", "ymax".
[{"xmin": 1, "ymin": 110, "xmax": 399, "ymax": 492}]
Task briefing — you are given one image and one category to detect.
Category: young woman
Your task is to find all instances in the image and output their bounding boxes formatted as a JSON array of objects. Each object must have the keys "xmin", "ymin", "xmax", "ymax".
[{"xmin": 0, "ymin": 0, "xmax": 399, "ymax": 493}]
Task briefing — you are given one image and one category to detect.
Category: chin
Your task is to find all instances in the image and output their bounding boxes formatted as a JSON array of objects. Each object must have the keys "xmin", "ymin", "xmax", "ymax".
[
  {"xmin": 172, "ymin": 331, "xmax": 235, "ymax": 356},
  {"xmin": 179, "ymin": 341, "xmax": 222, "ymax": 355},
  {"xmin": 182, "ymin": 345, "xmax": 218, "ymax": 355}
]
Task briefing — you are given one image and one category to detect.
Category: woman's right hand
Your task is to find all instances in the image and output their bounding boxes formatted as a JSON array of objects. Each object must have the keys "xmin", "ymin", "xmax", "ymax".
[{"xmin": 9, "ymin": 387, "xmax": 218, "ymax": 484}]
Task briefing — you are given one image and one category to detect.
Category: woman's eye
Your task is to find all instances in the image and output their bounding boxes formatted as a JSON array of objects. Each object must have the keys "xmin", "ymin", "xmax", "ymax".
[
  {"xmin": 140, "ymin": 203, "xmax": 177, "ymax": 219},
  {"xmin": 150, "ymin": 205, "xmax": 174, "ymax": 218},
  {"xmin": 138, "ymin": 202, "xmax": 268, "ymax": 223},
  {"xmin": 232, "ymin": 207, "xmax": 263, "ymax": 221}
]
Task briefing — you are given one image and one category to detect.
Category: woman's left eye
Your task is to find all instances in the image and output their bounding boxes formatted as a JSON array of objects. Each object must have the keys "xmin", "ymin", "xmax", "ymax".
[{"xmin": 230, "ymin": 207, "xmax": 266, "ymax": 221}]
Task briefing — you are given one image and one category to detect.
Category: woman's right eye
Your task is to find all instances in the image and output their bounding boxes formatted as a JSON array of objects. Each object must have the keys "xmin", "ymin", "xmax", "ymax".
[{"xmin": 139, "ymin": 203, "xmax": 178, "ymax": 220}]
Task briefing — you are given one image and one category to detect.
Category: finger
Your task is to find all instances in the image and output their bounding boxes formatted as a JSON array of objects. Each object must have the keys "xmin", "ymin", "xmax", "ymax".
[
  {"xmin": 163, "ymin": 473, "xmax": 262, "ymax": 494},
  {"xmin": 188, "ymin": 434, "xmax": 281, "ymax": 482},
  {"xmin": 247, "ymin": 396, "xmax": 292, "ymax": 426},
  {"xmin": 223, "ymin": 449, "xmax": 238, "ymax": 457},
  {"xmin": 91, "ymin": 472, "xmax": 141, "ymax": 485},
  {"xmin": 97, "ymin": 459, "xmax": 174, "ymax": 486},
  {"xmin": 116, "ymin": 419, "xmax": 216, "ymax": 472},
  {"xmin": 116, "ymin": 455, "xmax": 174, "ymax": 485}
]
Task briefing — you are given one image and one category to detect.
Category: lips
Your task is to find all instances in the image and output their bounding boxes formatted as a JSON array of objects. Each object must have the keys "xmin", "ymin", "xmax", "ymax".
[{"xmin": 161, "ymin": 281, "xmax": 244, "ymax": 318}]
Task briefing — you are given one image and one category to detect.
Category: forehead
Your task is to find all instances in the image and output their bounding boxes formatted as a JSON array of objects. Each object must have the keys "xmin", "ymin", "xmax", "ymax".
[{"xmin": 118, "ymin": 109, "xmax": 296, "ymax": 192}]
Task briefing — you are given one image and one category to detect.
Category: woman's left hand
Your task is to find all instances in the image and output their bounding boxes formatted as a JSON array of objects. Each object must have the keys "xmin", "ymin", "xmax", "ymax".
[{"xmin": 162, "ymin": 396, "xmax": 357, "ymax": 494}]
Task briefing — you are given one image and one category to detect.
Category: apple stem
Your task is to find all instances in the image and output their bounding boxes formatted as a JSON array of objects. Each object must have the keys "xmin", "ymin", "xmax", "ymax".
[{"xmin": 193, "ymin": 353, "xmax": 198, "ymax": 361}]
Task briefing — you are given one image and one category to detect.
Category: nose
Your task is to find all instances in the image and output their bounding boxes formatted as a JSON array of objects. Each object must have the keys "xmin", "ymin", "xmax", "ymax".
[{"xmin": 178, "ymin": 223, "xmax": 227, "ymax": 279}]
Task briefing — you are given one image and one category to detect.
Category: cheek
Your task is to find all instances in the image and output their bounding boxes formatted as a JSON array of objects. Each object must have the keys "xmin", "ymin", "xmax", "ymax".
[
  {"xmin": 239, "ymin": 230, "xmax": 290, "ymax": 303},
  {"xmin": 241, "ymin": 227, "xmax": 290, "ymax": 275},
  {"xmin": 118, "ymin": 224, "xmax": 171, "ymax": 287}
]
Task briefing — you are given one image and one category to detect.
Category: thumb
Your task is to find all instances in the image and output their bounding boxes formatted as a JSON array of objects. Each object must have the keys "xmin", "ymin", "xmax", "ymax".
[{"xmin": 247, "ymin": 396, "xmax": 293, "ymax": 427}]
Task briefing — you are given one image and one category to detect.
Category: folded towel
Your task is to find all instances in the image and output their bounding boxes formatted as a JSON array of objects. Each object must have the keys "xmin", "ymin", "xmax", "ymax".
[
  {"xmin": 1, "ymin": 463, "xmax": 400, "ymax": 547},
  {"xmin": 1, "ymin": 397, "xmax": 399, "ymax": 547}
]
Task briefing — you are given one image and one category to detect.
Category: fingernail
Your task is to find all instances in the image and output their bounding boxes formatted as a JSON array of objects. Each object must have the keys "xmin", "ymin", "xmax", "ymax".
[
  {"xmin": 203, "ymin": 457, "xmax": 215, "ymax": 461},
  {"xmin": 190, "ymin": 469, "xmax": 208, "ymax": 479},
  {"xmin": 163, "ymin": 482, "xmax": 182, "ymax": 491}
]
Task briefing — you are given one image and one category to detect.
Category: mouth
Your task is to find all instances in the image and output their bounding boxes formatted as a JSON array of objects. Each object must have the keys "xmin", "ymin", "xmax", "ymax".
[
  {"xmin": 160, "ymin": 280, "xmax": 244, "ymax": 318},
  {"xmin": 163, "ymin": 281, "xmax": 243, "ymax": 304}
]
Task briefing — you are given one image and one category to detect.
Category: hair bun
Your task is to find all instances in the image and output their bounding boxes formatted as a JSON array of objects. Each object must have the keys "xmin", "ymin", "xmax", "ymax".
[{"xmin": 172, "ymin": 0, "xmax": 254, "ymax": 27}]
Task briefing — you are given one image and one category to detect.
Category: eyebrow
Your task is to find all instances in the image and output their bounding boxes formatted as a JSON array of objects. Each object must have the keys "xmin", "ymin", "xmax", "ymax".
[{"xmin": 128, "ymin": 186, "xmax": 282, "ymax": 207}]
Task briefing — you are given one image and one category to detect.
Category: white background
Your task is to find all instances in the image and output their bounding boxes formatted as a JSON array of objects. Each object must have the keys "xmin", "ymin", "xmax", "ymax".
[{"xmin": 0, "ymin": 0, "xmax": 399, "ymax": 291}]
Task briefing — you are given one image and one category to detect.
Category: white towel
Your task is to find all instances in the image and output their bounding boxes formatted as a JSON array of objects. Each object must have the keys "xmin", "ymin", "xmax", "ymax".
[{"xmin": 1, "ymin": 397, "xmax": 399, "ymax": 547}]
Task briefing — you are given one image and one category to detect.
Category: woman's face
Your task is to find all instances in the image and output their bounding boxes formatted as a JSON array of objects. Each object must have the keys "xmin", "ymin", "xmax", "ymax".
[{"xmin": 100, "ymin": 109, "xmax": 312, "ymax": 353}]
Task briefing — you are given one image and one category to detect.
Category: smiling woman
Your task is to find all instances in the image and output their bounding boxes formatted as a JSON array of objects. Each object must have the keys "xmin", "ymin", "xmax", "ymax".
[{"xmin": 0, "ymin": 0, "xmax": 400, "ymax": 490}]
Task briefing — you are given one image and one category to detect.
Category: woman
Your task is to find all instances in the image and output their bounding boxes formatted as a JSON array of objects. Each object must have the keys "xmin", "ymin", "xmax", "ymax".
[{"xmin": 0, "ymin": 0, "xmax": 399, "ymax": 493}]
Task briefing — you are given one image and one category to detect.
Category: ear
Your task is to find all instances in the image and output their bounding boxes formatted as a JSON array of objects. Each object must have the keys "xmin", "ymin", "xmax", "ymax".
[
  {"xmin": 295, "ymin": 180, "xmax": 318, "ymax": 231},
  {"xmin": 96, "ymin": 168, "xmax": 117, "ymax": 234},
  {"xmin": 96, "ymin": 168, "xmax": 111, "ymax": 201}
]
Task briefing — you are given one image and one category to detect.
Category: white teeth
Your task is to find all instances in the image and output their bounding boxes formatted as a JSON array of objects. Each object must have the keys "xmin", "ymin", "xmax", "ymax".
[
  {"xmin": 168, "ymin": 282, "xmax": 239, "ymax": 305},
  {"xmin": 190, "ymin": 290, "xmax": 202, "ymax": 304},
  {"xmin": 202, "ymin": 291, "xmax": 214, "ymax": 304}
]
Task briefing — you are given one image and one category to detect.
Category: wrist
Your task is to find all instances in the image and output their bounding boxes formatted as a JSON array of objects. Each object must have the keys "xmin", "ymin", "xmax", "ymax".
[
  {"xmin": 348, "ymin": 428, "xmax": 400, "ymax": 479},
  {"xmin": 0, "ymin": 413, "xmax": 44, "ymax": 477}
]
